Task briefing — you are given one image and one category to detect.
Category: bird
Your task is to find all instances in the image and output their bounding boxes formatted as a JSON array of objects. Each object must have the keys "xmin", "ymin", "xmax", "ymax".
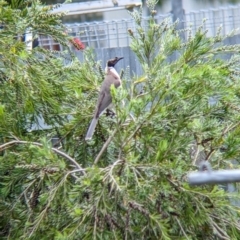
[{"xmin": 85, "ymin": 57, "xmax": 124, "ymax": 140}]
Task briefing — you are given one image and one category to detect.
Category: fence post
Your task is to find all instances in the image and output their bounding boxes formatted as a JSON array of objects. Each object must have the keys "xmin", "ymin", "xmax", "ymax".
[
  {"xmin": 171, "ymin": 0, "xmax": 185, "ymax": 39},
  {"xmin": 25, "ymin": 28, "xmax": 33, "ymax": 51}
]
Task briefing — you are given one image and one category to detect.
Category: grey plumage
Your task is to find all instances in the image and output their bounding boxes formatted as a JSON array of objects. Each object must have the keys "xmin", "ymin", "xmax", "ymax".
[
  {"xmin": 85, "ymin": 118, "xmax": 98, "ymax": 141},
  {"xmin": 85, "ymin": 57, "xmax": 123, "ymax": 140}
]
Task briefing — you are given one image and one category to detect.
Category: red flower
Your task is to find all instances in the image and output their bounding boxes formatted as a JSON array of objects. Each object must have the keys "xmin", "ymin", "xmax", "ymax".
[{"xmin": 69, "ymin": 37, "xmax": 85, "ymax": 50}]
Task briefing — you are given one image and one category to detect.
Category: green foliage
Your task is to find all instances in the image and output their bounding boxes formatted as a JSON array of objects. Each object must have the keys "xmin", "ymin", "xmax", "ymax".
[{"xmin": 1, "ymin": 0, "xmax": 240, "ymax": 239}]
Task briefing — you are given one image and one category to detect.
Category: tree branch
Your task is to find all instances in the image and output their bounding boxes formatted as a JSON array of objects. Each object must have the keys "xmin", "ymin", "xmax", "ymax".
[
  {"xmin": 0, "ymin": 140, "xmax": 85, "ymax": 174},
  {"xmin": 94, "ymin": 129, "xmax": 117, "ymax": 165},
  {"xmin": 175, "ymin": 217, "xmax": 190, "ymax": 240}
]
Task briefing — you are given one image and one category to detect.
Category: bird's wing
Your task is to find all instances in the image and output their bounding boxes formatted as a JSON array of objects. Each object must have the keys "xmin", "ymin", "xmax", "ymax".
[
  {"xmin": 94, "ymin": 74, "xmax": 121, "ymax": 118},
  {"xmin": 95, "ymin": 91, "xmax": 109, "ymax": 118}
]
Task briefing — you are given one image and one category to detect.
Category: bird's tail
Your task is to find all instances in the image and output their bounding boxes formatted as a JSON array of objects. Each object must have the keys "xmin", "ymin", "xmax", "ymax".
[{"xmin": 85, "ymin": 118, "xmax": 98, "ymax": 140}]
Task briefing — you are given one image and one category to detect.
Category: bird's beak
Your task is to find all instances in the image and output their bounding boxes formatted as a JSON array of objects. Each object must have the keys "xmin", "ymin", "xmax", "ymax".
[
  {"xmin": 114, "ymin": 57, "xmax": 123, "ymax": 65},
  {"xmin": 112, "ymin": 57, "xmax": 124, "ymax": 66},
  {"xmin": 117, "ymin": 57, "xmax": 124, "ymax": 62}
]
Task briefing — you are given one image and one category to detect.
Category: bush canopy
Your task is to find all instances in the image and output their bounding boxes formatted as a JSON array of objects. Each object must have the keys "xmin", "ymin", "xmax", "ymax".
[{"xmin": 1, "ymin": 0, "xmax": 240, "ymax": 239}]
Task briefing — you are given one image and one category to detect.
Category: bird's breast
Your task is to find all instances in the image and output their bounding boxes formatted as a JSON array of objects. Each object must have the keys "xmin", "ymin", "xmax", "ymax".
[
  {"xmin": 106, "ymin": 67, "xmax": 121, "ymax": 79},
  {"xmin": 114, "ymin": 79, "xmax": 121, "ymax": 88}
]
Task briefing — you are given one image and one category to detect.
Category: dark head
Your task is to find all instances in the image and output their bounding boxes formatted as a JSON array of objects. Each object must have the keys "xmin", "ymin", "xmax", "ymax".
[{"xmin": 107, "ymin": 57, "xmax": 124, "ymax": 67}]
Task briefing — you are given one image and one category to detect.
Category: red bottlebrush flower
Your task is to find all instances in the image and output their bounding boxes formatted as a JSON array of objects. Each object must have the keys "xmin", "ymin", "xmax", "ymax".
[{"xmin": 69, "ymin": 37, "xmax": 85, "ymax": 50}]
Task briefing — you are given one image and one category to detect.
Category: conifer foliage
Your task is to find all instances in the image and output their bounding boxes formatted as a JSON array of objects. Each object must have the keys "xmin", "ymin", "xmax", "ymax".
[{"xmin": 1, "ymin": 0, "xmax": 240, "ymax": 239}]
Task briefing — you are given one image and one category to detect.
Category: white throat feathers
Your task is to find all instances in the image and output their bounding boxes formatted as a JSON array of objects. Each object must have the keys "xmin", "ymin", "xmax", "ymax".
[{"xmin": 105, "ymin": 66, "xmax": 120, "ymax": 79}]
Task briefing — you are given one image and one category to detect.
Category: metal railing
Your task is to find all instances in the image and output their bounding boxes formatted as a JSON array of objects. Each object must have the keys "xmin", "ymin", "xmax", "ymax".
[
  {"xmin": 38, "ymin": 14, "xmax": 171, "ymax": 50},
  {"xmin": 38, "ymin": 35, "xmax": 63, "ymax": 51},
  {"xmin": 67, "ymin": 18, "xmax": 135, "ymax": 49},
  {"xmin": 184, "ymin": 4, "xmax": 240, "ymax": 36},
  {"xmin": 38, "ymin": 4, "xmax": 240, "ymax": 50}
]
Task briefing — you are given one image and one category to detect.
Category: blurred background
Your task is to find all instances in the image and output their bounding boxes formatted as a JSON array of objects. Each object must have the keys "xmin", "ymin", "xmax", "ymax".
[
  {"xmin": 44, "ymin": 0, "xmax": 240, "ymax": 23},
  {"xmin": 38, "ymin": 0, "xmax": 240, "ymax": 50}
]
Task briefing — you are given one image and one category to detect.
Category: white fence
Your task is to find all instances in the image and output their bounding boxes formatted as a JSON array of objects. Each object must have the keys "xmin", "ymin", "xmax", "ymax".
[
  {"xmin": 38, "ymin": 14, "xmax": 170, "ymax": 50},
  {"xmin": 184, "ymin": 5, "xmax": 240, "ymax": 37},
  {"xmin": 38, "ymin": 4, "xmax": 240, "ymax": 50},
  {"xmin": 66, "ymin": 18, "xmax": 139, "ymax": 48}
]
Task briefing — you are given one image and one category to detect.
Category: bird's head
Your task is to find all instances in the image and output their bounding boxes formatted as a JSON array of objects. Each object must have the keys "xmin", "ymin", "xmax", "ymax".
[{"xmin": 107, "ymin": 57, "xmax": 124, "ymax": 67}]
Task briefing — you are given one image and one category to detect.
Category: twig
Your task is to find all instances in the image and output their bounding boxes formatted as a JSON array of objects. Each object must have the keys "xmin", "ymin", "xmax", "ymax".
[
  {"xmin": 222, "ymin": 121, "xmax": 240, "ymax": 136},
  {"xmin": 205, "ymin": 147, "xmax": 215, "ymax": 161},
  {"xmin": 122, "ymin": 123, "xmax": 143, "ymax": 148},
  {"xmin": 124, "ymin": 207, "xmax": 130, "ymax": 240},
  {"xmin": 210, "ymin": 219, "xmax": 230, "ymax": 240},
  {"xmin": 0, "ymin": 140, "xmax": 85, "ymax": 173},
  {"xmin": 29, "ymin": 176, "xmax": 67, "ymax": 237},
  {"xmin": 102, "ymin": 159, "xmax": 123, "ymax": 193},
  {"xmin": 11, "ymin": 180, "xmax": 37, "ymax": 211},
  {"xmin": 94, "ymin": 129, "xmax": 117, "ymax": 165},
  {"xmin": 192, "ymin": 142, "xmax": 201, "ymax": 166},
  {"xmin": 175, "ymin": 217, "xmax": 190, "ymax": 240},
  {"xmin": 66, "ymin": 169, "xmax": 86, "ymax": 180}
]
